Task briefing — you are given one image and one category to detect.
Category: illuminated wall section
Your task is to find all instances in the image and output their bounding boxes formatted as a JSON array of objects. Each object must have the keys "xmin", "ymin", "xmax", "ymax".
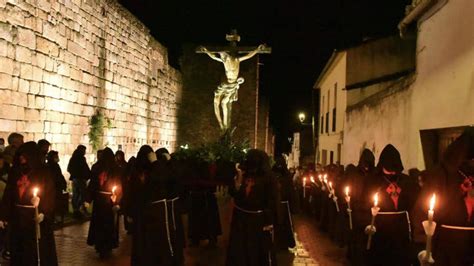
[{"xmin": 0, "ymin": 0, "xmax": 182, "ymax": 171}]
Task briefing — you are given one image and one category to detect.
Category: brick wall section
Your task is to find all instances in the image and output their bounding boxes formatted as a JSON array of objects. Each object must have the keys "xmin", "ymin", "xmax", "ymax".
[{"xmin": 0, "ymin": 0, "xmax": 182, "ymax": 170}]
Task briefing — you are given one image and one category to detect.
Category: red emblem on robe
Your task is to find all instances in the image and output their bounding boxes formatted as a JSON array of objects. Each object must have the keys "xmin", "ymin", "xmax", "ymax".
[
  {"xmin": 386, "ymin": 182, "xmax": 401, "ymax": 210},
  {"xmin": 17, "ymin": 174, "xmax": 31, "ymax": 199}
]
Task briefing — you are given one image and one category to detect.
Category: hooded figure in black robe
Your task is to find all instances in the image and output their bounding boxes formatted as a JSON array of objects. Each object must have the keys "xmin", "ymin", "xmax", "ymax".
[
  {"xmin": 128, "ymin": 145, "xmax": 153, "ymax": 265},
  {"xmin": 186, "ymin": 158, "xmax": 222, "ymax": 247},
  {"xmin": 226, "ymin": 149, "xmax": 281, "ymax": 266},
  {"xmin": 346, "ymin": 149, "xmax": 375, "ymax": 265},
  {"xmin": 363, "ymin": 144, "xmax": 418, "ymax": 266},
  {"xmin": 46, "ymin": 150, "xmax": 68, "ymax": 223},
  {"xmin": 0, "ymin": 141, "xmax": 58, "ymax": 265},
  {"xmin": 412, "ymin": 128, "xmax": 474, "ymax": 266},
  {"xmin": 86, "ymin": 147, "xmax": 122, "ymax": 258},
  {"xmin": 138, "ymin": 147, "xmax": 185, "ymax": 265},
  {"xmin": 272, "ymin": 155, "xmax": 296, "ymax": 250}
]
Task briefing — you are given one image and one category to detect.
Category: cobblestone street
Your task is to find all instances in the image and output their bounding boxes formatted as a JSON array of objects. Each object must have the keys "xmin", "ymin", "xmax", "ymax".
[{"xmin": 1, "ymin": 199, "xmax": 348, "ymax": 266}]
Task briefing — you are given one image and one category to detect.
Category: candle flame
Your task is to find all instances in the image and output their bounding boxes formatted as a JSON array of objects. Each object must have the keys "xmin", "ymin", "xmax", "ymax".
[
  {"xmin": 329, "ymin": 181, "xmax": 333, "ymax": 189},
  {"xmin": 318, "ymin": 174, "xmax": 322, "ymax": 181},
  {"xmin": 345, "ymin": 186, "xmax": 349, "ymax": 197},
  {"xmin": 310, "ymin": 176, "xmax": 315, "ymax": 183},
  {"xmin": 112, "ymin": 186, "xmax": 117, "ymax": 194},
  {"xmin": 33, "ymin": 187, "xmax": 39, "ymax": 197},
  {"xmin": 374, "ymin": 192, "xmax": 379, "ymax": 207},
  {"xmin": 429, "ymin": 193, "xmax": 436, "ymax": 211},
  {"xmin": 303, "ymin": 177, "xmax": 306, "ymax": 185},
  {"xmin": 323, "ymin": 174, "xmax": 328, "ymax": 183}
]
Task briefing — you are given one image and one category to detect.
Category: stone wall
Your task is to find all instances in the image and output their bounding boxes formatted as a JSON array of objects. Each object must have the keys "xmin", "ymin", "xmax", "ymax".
[{"xmin": 0, "ymin": 0, "xmax": 182, "ymax": 170}]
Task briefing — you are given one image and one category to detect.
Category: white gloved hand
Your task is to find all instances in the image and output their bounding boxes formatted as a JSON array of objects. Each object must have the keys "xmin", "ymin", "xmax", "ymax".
[
  {"xmin": 365, "ymin": 225, "xmax": 376, "ymax": 235},
  {"xmin": 112, "ymin": 205, "xmax": 120, "ymax": 212},
  {"xmin": 417, "ymin": 250, "xmax": 435, "ymax": 265},
  {"xmin": 31, "ymin": 196, "xmax": 40, "ymax": 207},
  {"xmin": 35, "ymin": 213, "xmax": 44, "ymax": 223},
  {"xmin": 148, "ymin": 152, "xmax": 157, "ymax": 163}
]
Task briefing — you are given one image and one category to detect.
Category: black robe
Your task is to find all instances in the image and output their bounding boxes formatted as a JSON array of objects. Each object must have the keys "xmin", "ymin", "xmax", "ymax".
[
  {"xmin": 362, "ymin": 144, "xmax": 418, "ymax": 266},
  {"xmin": 226, "ymin": 174, "xmax": 280, "ymax": 266},
  {"xmin": 0, "ymin": 166, "xmax": 58, "ymax": 266},
  {"xmin": 186, "ymin": 161, "xmax": 222, "ymax": 242},
  {"xmin": 138, "ymin": 159, "xmax": 185, "ymax": 265},
  {"xmin": 273, "ymin": 166, "xmax": 296, "ymax": 249},
  {"xmin": 412, "ymin": 128, "xmax": 474, "ymax": 266},
  {"xmin": 86, "ymin": 165, "xmax": 122, "ymax": 254}
]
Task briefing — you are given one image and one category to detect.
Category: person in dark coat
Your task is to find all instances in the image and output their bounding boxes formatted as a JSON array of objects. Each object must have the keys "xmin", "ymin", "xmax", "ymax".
[
  {"xmin": 272, "ymin": 155, "xmax": 296, "ymax": 250},
  {"xmin": 67, "ymin": 145, "xmax": 91, "ymax": 218},
  {"xmin": 345, "ymin": 149, "xmax": 375, "ymax": 266},
  {"xmin": 412, "ymin": 128, "xmax": 474, "ymax": 266},
  {"xmin": 363, "ymin": 144, "xmax": 418, "ymax": 266},
  {"xmin": 138, "ymin": 148, "xmax": 185, "ymax": 265},
  {"xmin": 86, "ymin": 147, "xmax": 122, "ymax": 258},
  {"xmin": 0, "ymin": 141, "xmax": 58, "ymax": 265},
  {"xmin": 128, "ymin": 145, "xmax": 153, "ymax": 265},
  {"xmin": 46, "ymin": 151, "xmax": 67, "ymax": 224},
  {"xmin": 226, "ymin": 149, "xmax": 280, "ymax": 266},
  {"xmin": 187, "ymin": 159, "xmax": 222, "ymax": 247}
]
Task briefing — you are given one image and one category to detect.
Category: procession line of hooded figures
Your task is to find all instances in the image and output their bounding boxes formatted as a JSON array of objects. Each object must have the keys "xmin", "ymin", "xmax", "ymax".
[
  {"xmin": 0, "ymin": 128, "xmax": 472, "ymax": 266},
  {"xmin": 296, "ymin": 128, "xmax": 473, "ymax": 266},
  {"xmin": 0, "ymin": 136, "xmax": 300, "ymax": 266}
]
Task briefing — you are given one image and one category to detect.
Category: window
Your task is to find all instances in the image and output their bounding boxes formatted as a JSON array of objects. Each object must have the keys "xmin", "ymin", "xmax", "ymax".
[
  {"xmin": 330, "ymin": 151, "xmax": 334, "ymax": 164},
  {"xmin": 334, "ymin": 82, "xmax": 338, "ymax": 107},
  {"xmin": 325, "ymin": 112, "xmax": 329, "ymax": 133},
  {"xmin": 320, "ymin": 116, "xmax": 324, "ymax": 134},
  {"xmin": 332, "ymin": 108, "xmax": 336, "ymax": 132},
  {"xmin": 322, "ymin": 149, "xmax": 327, "ymax": 166}
]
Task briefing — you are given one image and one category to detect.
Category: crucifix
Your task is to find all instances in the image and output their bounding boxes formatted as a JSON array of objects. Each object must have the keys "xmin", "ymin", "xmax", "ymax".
[{"xmin": 197, "ymin": 29, "xmax": 271, "ymax": 131}]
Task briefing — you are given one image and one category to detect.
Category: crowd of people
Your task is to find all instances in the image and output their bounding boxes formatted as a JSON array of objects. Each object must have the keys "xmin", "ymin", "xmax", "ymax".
[
  {"xmin": 0, "ymin": 127, "xmax": 471, "ymax": 266},
  {"xmin": 293, "ymin": 128, "xmax": 473, "ymax": 266}
]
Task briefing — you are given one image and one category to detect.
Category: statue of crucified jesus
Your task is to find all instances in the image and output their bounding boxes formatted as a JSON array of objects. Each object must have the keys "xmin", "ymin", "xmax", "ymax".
[{"xmin": 197, "ymin": 30, "xmax": 271, "ymax": 131}]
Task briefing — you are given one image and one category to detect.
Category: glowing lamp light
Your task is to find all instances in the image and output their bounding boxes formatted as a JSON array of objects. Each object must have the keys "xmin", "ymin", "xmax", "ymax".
[
  {"xmin": 318, "ymin": 174, "xmax": 322, "ymax": 182},
  {"xmin": 310, "ymin": 176, "xmax": 315, "ymax": 183},
  {"xmin": 329, "ymin": 181, "xmax": 333, "ymax": 189},
  {"xmin": 345, "ymin": 186, "xmax": 350, "ymax": 197},
  {"xmin": 298, "ymin": 112, "xmax": 306, "ymax": 123},
  {"xmin": 373, "ymin": 193, "xmax": 379, "ymax": 207},
  {"xmin": 112, "ymin": 186, "xmax": 117, "ymax": 194},
  {"xmin": 33, "ymin": 187, "xmax": 39, "ymax": 197}
]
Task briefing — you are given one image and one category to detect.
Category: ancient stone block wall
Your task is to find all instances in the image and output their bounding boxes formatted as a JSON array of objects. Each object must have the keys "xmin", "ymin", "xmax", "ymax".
[{"xmin": 0, "ymin": 0, "xmax": 182, "ymax": 169}]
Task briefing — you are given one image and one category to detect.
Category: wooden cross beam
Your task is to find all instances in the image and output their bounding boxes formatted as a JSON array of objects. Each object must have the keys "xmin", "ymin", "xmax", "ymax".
[{"xmin": 195, "ymin": 46, "xmax": 272, "ymax": 54}]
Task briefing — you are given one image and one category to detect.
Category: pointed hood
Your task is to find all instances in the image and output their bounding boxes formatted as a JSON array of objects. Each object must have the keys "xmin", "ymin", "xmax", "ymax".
[{"xmin": 377, "ymin": 144, "xmax": 404, "ymax": 173}]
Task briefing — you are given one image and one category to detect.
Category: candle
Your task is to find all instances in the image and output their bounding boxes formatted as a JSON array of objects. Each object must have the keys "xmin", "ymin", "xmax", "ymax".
[
  {"xmin": 367, "ymin": 192, "xmax": 380, "ymax": 250},
  {"xmin": 420, "ymin": 193, "xmax": 437, "ymax": 264},
  {"xmin": 303, "ymin": 177, "xmax": 307, "ymax": 198},
  {"xmin": 32, "ymin": 187, "xmax": 41, "ymax": 264},
  {"xmin": 111, "ymin": 185, "xmax": 118, "ymax": 204},
  {"xmin": 428, "ymin": 194, "xmax": 435, "ymax": 222},
  {"xmin": 345, "ymin": 186, "xmax": 353, "ymax": 230}
]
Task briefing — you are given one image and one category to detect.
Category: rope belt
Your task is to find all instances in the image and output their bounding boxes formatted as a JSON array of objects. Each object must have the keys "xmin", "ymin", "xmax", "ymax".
[
  {"xmin": 150, "ymin": 197, "xmax": 180, "ymax": 256},
  {"xmin": 376, "ymin": 211, "xmax": 412, "ymax": 242},
  {"xmin": 15, "ymin": 204, "xmax": 35, "ymax": 209},
  {"xmin": 233, "ymin": 204, "xmax": 263, "ymax": 214},
  {"xmin": 441, "ymin": 225, "xmax": 474, "ymax": 231},
  {"xmin": 281, "ymin": 201, "xmax": 294, "ymax": 233}
]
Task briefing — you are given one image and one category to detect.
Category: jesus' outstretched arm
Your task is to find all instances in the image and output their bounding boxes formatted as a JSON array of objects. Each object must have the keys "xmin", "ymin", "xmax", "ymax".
[{"xmin": 238, "ymin": 44, "xmax": 266, "ymax": 62}]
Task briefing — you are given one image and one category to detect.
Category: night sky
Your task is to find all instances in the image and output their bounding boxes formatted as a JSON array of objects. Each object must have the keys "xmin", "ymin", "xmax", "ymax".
[{"xmin": 119, "ymin": 0, "xmax": 411, "ymax": 153}]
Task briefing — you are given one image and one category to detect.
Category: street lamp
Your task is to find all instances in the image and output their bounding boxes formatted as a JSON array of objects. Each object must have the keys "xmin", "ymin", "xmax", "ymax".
[
  {"xmin": 298, "ymin": 112, "xmax": 306, "ymax": 123},
  {"xmin": 297, "ymin": 112, "xmax": 316, "ymax": 159}
]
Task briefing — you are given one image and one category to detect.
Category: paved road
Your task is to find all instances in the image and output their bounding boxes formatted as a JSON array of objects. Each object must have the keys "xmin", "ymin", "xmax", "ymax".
[{"xmin": 1, "ymin": 198, "xmax": 348, "ymax": 266}]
